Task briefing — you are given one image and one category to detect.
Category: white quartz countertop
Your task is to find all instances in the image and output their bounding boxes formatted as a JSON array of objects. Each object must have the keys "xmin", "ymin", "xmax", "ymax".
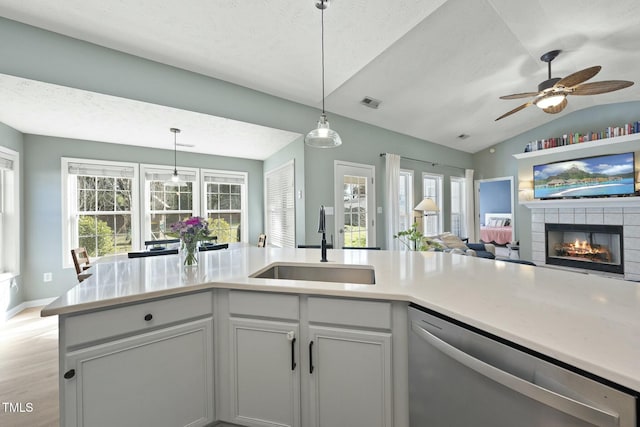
[{"xmin": 43, "ymin": 245, "xmax": 640, "ymax": 392}]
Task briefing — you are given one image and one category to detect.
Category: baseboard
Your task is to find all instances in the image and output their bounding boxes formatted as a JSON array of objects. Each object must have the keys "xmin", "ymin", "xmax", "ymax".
[{"xmin": 4, "ymin": 297, "xmax": 57, "ymax": 320}]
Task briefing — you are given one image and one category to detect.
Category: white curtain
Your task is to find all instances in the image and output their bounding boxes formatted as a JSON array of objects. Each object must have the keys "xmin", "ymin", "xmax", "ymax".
[
  {"xmin": 385, "ymin": 153, "xmax": 401, "ymax": 250},
  {"xmin": 465, "ymin": 169, "xmax": 476, "ymax": 242}
]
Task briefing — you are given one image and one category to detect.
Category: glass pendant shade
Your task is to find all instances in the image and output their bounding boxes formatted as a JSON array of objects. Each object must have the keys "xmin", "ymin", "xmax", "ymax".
[
  {"xmin": 305, "ymin": 114, "xmax": 342, "ymax": 148},
  {"xmin": 305, "ymin": 1, "xmax": 341, "ymax": 149}
]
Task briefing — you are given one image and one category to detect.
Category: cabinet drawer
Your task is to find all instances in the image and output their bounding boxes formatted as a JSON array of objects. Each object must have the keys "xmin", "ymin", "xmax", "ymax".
[
  {"xmin": 229, "ymin": 290, "xmax": 299, "ymax": 320},
  {"xmin": 308, "ymin": 297, "xmax": 391, "ymax": 329},
  {"xmin": 64, "ymin": 291, "xmax": 213, "ymax": 347}
]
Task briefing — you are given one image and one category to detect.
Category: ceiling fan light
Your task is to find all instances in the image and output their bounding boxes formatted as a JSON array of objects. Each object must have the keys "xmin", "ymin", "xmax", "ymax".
[
  {"xmin": 305, "ymin": 114, "xmax": 342, "ymax": 148},
  {"xmin": 536, "ymin": 93, "xmax": 566, "ymax": 109}
]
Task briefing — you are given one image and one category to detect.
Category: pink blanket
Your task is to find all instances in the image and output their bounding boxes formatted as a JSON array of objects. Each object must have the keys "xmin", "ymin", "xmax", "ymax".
[{"xmin": 480, "ymin": 226, "xmax": 512, "ymax": 245}]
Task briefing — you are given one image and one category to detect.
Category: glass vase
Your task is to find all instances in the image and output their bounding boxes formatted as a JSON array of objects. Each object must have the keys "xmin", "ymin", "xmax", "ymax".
[{"xmin": 182, "ymin": 241, "xmax": 199, "ymax": 268}]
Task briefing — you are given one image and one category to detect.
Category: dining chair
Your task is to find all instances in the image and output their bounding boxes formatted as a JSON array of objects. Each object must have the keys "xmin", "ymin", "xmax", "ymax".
[
  {"xmin": 71, "ymin": 247, "xmax": 92, "ymax": 282},
  {"xmin": 257, "ymin": 234, "xmax": 267, "ymax": 248}
]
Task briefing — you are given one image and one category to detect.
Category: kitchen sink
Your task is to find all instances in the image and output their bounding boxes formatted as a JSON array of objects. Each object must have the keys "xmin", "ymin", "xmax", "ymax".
[{"xmin": 250, "ymin": 263, "xmax": 375, "ymax": 285}]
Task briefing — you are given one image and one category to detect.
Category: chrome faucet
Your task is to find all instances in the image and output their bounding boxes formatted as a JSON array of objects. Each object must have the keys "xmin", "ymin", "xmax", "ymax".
[{"xmin": 318, "ymin": 205, "xmax": 328, "ymax": 262}]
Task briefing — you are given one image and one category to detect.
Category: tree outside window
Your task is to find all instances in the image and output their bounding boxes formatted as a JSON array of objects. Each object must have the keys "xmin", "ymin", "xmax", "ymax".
[
  {"xmin": 77, "ymin": 176, "xmax": 132, "ymax": 256},
  {"xmin": 206, "ymin": 182, "xmax": 242, "ymax": 243}
]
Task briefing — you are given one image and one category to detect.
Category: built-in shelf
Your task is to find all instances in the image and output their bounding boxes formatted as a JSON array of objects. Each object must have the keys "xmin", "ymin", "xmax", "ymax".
[
  {"xmin": 513, "ymin": 133, "xmax": 640, "ymax": 159},
  {"xmin": 521, "ymin": 197, "xmax": 640, "ymax": 209}
]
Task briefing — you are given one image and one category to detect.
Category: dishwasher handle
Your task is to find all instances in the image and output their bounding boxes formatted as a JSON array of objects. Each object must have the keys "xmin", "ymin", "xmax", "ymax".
[{"xmin": 411, "ymin": 322, "xmax": 620, "ymax": 427}]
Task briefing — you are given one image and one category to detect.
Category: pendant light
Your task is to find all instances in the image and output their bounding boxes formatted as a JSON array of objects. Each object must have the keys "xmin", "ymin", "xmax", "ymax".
[
  {"xmin": 170, "ymin": 127, "xmax": 181, "ymax": 183},
  {"xmin": 305, "ymin": 0, "xmax": 342, "ymax": 148}
]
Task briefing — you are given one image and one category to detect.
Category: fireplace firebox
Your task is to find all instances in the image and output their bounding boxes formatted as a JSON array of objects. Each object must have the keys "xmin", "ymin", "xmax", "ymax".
[{"xmin": 545, "ymin": 223, "xmax": 624, "ymax": 274}]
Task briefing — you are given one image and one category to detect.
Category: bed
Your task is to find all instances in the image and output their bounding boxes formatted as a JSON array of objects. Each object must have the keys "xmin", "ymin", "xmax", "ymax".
[{"xmin": 480, "ymin": 213, "xmax": 513, "ymax": 245}]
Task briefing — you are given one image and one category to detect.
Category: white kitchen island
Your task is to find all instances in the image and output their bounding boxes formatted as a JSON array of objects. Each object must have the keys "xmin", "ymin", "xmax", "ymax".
[{"xmin": 43, "ymin": 245, "xmax": 640, "ymax": 427}]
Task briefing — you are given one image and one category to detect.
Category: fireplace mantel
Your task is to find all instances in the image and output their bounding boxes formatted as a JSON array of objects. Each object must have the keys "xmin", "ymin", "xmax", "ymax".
[{"xmin": 521, "ymin": 197, "xmax": 640, "ymax": 209}]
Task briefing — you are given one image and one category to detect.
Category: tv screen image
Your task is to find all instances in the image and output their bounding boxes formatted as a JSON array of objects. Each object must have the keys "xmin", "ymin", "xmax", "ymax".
[{"xmin": 533, "ymin": 152, "xmax": 636, "ymax": 199}]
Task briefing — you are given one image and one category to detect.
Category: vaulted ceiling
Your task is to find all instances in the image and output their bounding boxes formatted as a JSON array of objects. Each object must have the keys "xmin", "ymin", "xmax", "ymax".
[{"xmin": 1, "ymin": 0, "xmax": 639, "ymax": 158}]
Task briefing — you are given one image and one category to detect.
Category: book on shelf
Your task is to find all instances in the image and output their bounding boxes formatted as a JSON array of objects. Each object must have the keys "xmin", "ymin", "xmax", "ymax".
[{"xmin": 524, "ymin": 121, "xmax": 640, "ymax": 152}]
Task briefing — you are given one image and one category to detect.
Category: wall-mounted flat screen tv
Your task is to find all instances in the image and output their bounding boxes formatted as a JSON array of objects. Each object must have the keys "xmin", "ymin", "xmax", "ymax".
[{"xmin": 533, "ymin": 152, "xmax": 636, "ymax": 199}]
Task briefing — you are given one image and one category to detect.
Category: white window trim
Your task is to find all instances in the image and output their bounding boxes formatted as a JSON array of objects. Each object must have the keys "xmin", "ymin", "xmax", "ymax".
[
  {"xmin": 422, "ymin": 172, "xmax": 444, "ymax": 236},
  {"xmin": 140, "ymin": 163, "xmax": 200, "ymax": 245},
  {"xmin": 61, "ymin": 157, "xmax": 140, "ymax": 269},
  {"xmin": 0, "ymin": 146, "xmax": 19, "ymax": 277},
  {"xmin": 399, "ymin": 169, "xmax": 414, "ymax": 233},
  {"xmin": 450, "ymin": 176, "xmax": 466, "ymax": 238},
  {"xmin": 200, "ymin": 168, "xmax": 248, "ymax": 243}
]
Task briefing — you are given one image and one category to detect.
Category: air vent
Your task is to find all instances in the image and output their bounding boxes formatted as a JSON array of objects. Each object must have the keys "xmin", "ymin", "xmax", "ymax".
[
  {"xmin": 360, "ymin": 96, "xmax": 381, "ymax": 109},
  {"xmin": 457, "ymin": 134, "xmax": 470, "ymax": 140}
]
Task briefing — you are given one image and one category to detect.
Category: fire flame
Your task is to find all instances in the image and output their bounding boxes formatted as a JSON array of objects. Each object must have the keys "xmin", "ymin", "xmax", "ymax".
[{"xmin": 573, "ymin": 239, "xmax": 588, "ymax": 249}]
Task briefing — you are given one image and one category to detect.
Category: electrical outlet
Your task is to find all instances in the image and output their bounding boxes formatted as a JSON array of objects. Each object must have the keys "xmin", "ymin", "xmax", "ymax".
[{"xmin": 43, "ymin": 272, "xmax": 52, "ymax": 282}]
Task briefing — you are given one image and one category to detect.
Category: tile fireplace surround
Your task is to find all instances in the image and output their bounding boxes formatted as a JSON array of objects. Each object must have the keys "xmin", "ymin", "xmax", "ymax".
[{"xmin": 526, "ymin": 199, "xmax": 640, "ymax": 281}]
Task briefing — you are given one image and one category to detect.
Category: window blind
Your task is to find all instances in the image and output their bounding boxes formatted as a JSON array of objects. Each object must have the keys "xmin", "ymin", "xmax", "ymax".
[
  {"xmin": 265, "ymin": 162, "xmax": 295, "ymax": 248},
  {"xmin": 68, "ymin": 162, "xmax": 135, "ymax": 178},
  {"xmin": 144, "ymin": 168, "xmax": 197, "ymax": 182},
  {"xmin": 203, "ymin": 172, "xmax": 246, "ymax": 185}
]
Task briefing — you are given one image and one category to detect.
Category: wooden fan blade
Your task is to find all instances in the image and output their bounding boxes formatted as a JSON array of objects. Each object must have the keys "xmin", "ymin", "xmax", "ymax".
[
  {"xmin": 499, "ymin": 92, "xmax": 539, "ymax": 100},
  {"xmin": 570, "ymin": 80, "xmax": 634, "ymax": 95},
  {"xmin": 543, "ymin": 97, "xmax": 568, "ymax": 114},
  {"xmin": 555, "ymin": 66, "xmax": 601, "ymax": 88},
  {"xmin": 495, "ymin": 102, "xmax": 532, "ymax": 121}
]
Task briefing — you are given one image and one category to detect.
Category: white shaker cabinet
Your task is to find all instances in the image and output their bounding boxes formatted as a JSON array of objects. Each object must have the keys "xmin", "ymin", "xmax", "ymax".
[
  {"xmin": 306, "ymin": 297, "xmax": 393, "ymax": 427},
  {"xmin": 59, "ymin": 291, "xmax": 215, "ymax": 427},
  {"xmin": 229, "ymin": 318, "xmax": 301, "ymax": 427},
  {"xmin": 306, "ymin": 325, "xmax": 392, "ymax": 427},
  {"xmin": 63, "ymin": 319, "xmax": 214, "ymax": 427},
  {"xmin": 220, "ymin": 291, "xmax": 396, "ymax": 427}
]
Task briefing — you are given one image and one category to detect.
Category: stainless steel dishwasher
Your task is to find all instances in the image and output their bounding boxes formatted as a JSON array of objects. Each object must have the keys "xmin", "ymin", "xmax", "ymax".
[{"xmin": 408, "ymin": 305, "xmax": 638, "ymax": 427}]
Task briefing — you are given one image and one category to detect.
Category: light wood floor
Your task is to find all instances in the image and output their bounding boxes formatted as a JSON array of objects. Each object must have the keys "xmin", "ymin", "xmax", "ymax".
[{"xmin": 0, "ymin": 307, "xmax": 59, "ymax": 427}]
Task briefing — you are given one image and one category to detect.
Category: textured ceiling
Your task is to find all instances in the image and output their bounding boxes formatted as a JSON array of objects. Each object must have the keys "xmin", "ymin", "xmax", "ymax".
[
  {"xmin": 0, "ymin": 74, "xmax": 301, "ymax": 160},
  {"xmin": 0, "ymin": 0, "xmax": 639, "ymax": 156}
]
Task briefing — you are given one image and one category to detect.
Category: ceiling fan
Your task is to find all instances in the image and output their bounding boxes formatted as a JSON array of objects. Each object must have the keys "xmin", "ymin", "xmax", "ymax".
[{"xmin": 495, "ymin": 50, "xmax": 634, "ymax": 121}]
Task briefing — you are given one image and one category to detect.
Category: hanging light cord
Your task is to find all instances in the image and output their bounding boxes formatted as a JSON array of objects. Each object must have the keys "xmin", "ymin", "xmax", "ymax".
[
  {"xmin": 173, "ymin": 131, "xmax": 177, "ymax": 174},
  {"xmin": 321, "ymin": 3, "xmax": 325, "ymax": 115}
]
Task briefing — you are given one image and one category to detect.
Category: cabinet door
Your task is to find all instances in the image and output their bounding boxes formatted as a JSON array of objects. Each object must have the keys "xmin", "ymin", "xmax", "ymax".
[
  {"xmin": 229, "ymin": 317, "xmax": 300, "ymax": 427},
  {"xmin": 307, "ymin": 326, "xmax": 392, "ymax": 427},
  {"xmin": 62, "ymin": 318, "xmax": 214, "ymax": 427}
]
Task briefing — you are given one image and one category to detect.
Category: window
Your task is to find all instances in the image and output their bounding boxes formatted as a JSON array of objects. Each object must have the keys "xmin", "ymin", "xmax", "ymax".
[
  {"xmin": 265, "ymin": 160, "xmax": 295, "ymax": 248},
  {"xmin": 422, "ymin": 172, "xmax": 443, "ymax": 236},
  {"xmin": 0, "ymin": 147, "xmax": 19, "ymax": 276},
  {"xmin": 62, "ymin": 158, "xmax": 139, "ymax": 265},
  {"xmin": 202, "ymin": 169, "xmax": 248, "ymax": 243},
  {"xmin": 141, "ymin": 165, "xmax": 199, "ymax": 242},
  {"xmin": 398, "ymin": 169, "xmax": 414, "ymax": 234},
  {"xmin": 450, "ymin": 177, "xmax": 467, "ymax": 238}
]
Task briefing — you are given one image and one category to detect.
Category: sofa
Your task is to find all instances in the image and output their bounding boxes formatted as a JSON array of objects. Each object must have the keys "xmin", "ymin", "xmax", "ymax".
[{"xmin": 426, "ymin": 232, "xmax": 496, "ymax": 259}]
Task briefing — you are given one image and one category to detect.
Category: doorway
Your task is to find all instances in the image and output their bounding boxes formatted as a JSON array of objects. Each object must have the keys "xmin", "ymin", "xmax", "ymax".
[
  {"xmin": 334, "ymin": 161, "xmax": 376, "ymax": 248},
  {"xmin": 474, "ymin": 177, "xmax": 515, "ymax": 246}
]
